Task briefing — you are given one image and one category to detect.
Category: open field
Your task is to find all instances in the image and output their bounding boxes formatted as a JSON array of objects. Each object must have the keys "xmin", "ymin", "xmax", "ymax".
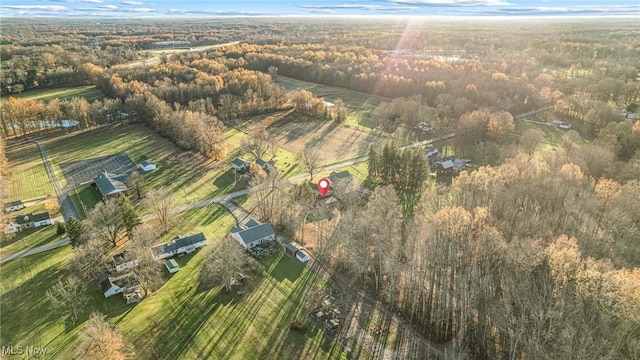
[
  {"xmin": 0, "ymin": 225, "xmax": 60, "ymax": 258},
  {"xmin": 231, "ymin": 110, "xmax": 381, "ymax": 162},
  {"xmin": 276, "ymin": 76, "xmax": 386, "ymax": 130},
  {"xmin": 5, "ymin": 85, "xmax": 105, "ymax": 103},
  {"xmin": 5, "ymin": 140, "xmax": 55, "ymax": 201},
  {"xmin": 0, "ymin": 205, "xmax": 340, "ymax": 359},
  {"xmin": 41, "ymin": 124, "xmax": 295, "ymax": 212}
]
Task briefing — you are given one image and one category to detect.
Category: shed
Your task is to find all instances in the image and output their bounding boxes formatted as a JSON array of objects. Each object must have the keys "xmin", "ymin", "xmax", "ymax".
[
  {"xmin": 166, "ymin": 259, "xmax": 180, "ymax": 273},
  {"xmin": 141, "ymin": 160, "xmax": 156, "ymax": 172}
]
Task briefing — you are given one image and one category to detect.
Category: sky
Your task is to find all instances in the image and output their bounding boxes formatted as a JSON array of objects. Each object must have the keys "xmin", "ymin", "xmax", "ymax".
[{"xmin": 1, "ymin": 0, "xmax": 639, "ymax": 18}]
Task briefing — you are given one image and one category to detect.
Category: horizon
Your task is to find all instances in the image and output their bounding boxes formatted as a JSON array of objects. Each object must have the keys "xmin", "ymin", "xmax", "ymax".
[{"xmin": 1, "ymin": 0, "xmax": 639, "ymax": 18}]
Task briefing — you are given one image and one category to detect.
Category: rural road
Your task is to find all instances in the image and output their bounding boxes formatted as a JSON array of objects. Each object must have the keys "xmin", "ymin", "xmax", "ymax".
[
  {"xmin": 5, "ymin": 134, "xmax": 454, "ymax": 264},
  {"xmin": 0, "ymin": 236, "xmax": 70, "ymax": 265},
  {"xmin": 36, "ymin": 141, "xmax": 80, "ymax": 221}
]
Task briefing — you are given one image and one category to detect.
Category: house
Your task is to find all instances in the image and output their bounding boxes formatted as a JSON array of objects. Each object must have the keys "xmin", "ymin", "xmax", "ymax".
[
  {"xmin": 559, "ymin": 123, "xmax": 572, "ymax": 129},
  {"xmin": 256, "ymin": 158, "xmax": 275, "ymax": 172},
  {"xmin": 285, "ymin": 242, "xmax": 310, "ymax": 263},
  {"xmin": 101, "ymin": 272, "xmax": 143, "ymax": 304},
  {"xmin": 231, "ymin": 158, "xmax": 250, "ymax": 173},
  {"xmin": 4, "ymin": 200, "xmax": 24, "ymax": 213},
  {"xmin": 149, "ymin": 232, "xmax": 207, "ymax": 260},
  {"xmin": 436, "ymin": 160, "xmax": 454, "ymax": 174},
  {"xmin": 140, "ymin": 160, "xmax": 156, "ymax": 172},
  {"xmin": 166, "ymin": 259, "xmax": 180, "ymax": 273},
  {"xmin": 112, "ymin": 251, "xmax": 139, "ymax": 273},
  {"xmin": 424, "ymin": 147, "xmax": 439, "ymax": 158},
  {"xmin": 552, "ymin": 119, "xmax": 563, "ymax": 125},
  {"xmin": 328, "ymin": 170, "xmax": 353, "ymax": 186},
  {"xmin": 230, "ymin": 220, "xmax": 275, "ymax": 249},
  {"xmin": 452, "ymin": 159, "xmax": 472, "ymax": 172},
  {"xmin": 93, "ymin": 171, "xmax": 128, "ymax": 200},
  {"xmin": 5, "ymin": 212, "xmax": 52, "ymax": 233}
]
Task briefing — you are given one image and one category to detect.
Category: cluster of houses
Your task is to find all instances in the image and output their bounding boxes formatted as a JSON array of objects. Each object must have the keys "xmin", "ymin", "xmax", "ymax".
[
  {"xmin": 101, "ymin": 232, "xmax": 207, "ymax": 303},
  {"xmin": 424, "ymin": 147, "xmax": 472, "ymax": 175},
  {"xmin": 230, "ymin": 157, "xmax": 275, "ymax": 180},
  {"xmin": 4, "ymin": 199, "xmax": 53, "ymax": 233}
]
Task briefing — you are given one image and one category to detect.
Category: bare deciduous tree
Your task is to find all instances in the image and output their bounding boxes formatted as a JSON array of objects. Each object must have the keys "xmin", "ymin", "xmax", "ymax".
[
  {"xmin": 201, "ymin": 235, "xmax": 246, "ymax": 292},
  {"xmin": 46, "ymin": 275, "xmax": 89, "ymax": 325},
  {"xmin": 299, "ymin": 149, "xmax": 323, "ymax": 181},
  {"xmin": 143, "ymin": 187, "xmax": 176, "ymax": 234},
  {"xmin": 76, "ymin": 312, "xmax": 133, "ymax": 360},
  {"xmin": 87, "ymin": 198, "xmax": 125, "ymax": 248},
  {"xmin": 71, "ymin": 237, "xmax": 106, "ymax": 282}
]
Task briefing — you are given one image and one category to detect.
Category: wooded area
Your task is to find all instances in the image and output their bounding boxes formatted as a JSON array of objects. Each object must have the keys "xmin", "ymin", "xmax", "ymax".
[{"xmin": 1, "ymin": 17, "xmax": 639, "ymax": 360}]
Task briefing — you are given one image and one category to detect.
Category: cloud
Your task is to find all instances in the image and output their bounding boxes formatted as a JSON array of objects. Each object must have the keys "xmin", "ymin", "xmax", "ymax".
[
  {"xmin": 456, "ymin": 4, "xmax": 640, "ymax": 16},
  {"xmin": 48, "ymin": 0, "xmax": 103, "ymax": 3},
  {"xmin": 2, "ymin": 5, "xmax": 67, "ymax": 11},
  {"xmin": 299, "ymin": 4, "xmax": 417, "ymax": 11},
  {"xmin": 121, "ymin": 0, "xmax": 143, "ymax": 5},
  {"xmin": 98, "ymin": 4, "xmax": 118, "ymax": 10},
  {"xmin": 385, "ymin": 0, "xmax": 512, "ymax": 5},
  {"xmin": 132, "ymin": 7, "xmax": 155, "ymax": 12}
]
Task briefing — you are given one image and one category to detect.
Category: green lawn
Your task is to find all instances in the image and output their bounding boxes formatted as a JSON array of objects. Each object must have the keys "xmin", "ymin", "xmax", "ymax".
[
  {"xmin": 6, "ymin": 85, "xmax": 105, "ymax": 103},
  {"xmin": 0, "ymin": 225, "xmax": 61, "ymax": 257},
  {"xmin": 44, "ymin": 125, "xmax": 234, "ymax": 210},
  {"xmin": 69, "ymin": 185, "xmax": 102, "ymax": 219},
  {"xmin": 5, "ymin": 141, "xmax": 54, "ymax": 201},
  {"xmin": 1, "ymin": 205, "xmax": 340, "ymax": 359}
]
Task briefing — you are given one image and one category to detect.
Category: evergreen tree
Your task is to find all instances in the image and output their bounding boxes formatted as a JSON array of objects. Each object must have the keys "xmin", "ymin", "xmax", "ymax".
[
  {"xmin": 67, "ymin": 217, "xmax": 87, "ymax": 247},
  {"xmin": 119, "ymin": 195, "xmax": 141, "ymax": 239}
]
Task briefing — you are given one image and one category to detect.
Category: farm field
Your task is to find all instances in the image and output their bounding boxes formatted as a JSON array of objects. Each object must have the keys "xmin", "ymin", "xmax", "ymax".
[
  {"xmin": 41, "ymin": 124, "xmax": 299, "ymax": 212},
  {"xmin": 5, "ymin": 140, "xmax": 55, "ymax": 201},
  {"xmin": 231, "ymin": 110, "xmax": 383, "ymax": 163},
  {"xmin": 276, "ymin": 76, "xmax": 387, "ymax": 130},
  {"xmin": 5, "ymin": 85, "xmax": 104, "ymax": 103}
]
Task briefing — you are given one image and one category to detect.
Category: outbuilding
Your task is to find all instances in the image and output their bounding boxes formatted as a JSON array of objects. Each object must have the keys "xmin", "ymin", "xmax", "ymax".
[
  {"xmin": 166, "ymin": 259, "xmax": 180, "ymax": 273},
  {"xmin": 140, "ymin": 160, "xmax": 156, "ymax": 172}
]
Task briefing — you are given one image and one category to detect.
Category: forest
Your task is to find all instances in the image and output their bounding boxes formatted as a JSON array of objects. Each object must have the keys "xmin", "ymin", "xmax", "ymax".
[{"xmin": 1, "ymin": 17, "xmax": 639, "ymax": 360}]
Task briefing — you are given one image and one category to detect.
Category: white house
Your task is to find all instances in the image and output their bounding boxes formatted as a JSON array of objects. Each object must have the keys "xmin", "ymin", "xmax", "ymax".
[
  {"xmin": 140, "ymin": 160, "xmax": 156, "ymax": 172},
  {"xmin": 4, "ymin": 200, "xmax": 24, "ymax": 213},
  {"xmin": 231, "ymin": 158, "xmax": 250, "ymax": 172},
  {"xmin": 5, "ymin": 212, "xmax": 52, "ymax": 233},
  {"xmin": 166, "ymin": 259, "xmax": 180, "ymax": 273},
  {"xmin": 424, "ymin": 147, "xmax": 439, "ymax": 158},
  {"xmin": 112, "ymin": 251, "xmax": 139, "ymax": 273},
  {"xmin": 230, "ymin": 219, "xmax": 275, "ymax": 250},
  {"xmin": 149, "ymin": 232, "xmax": 207, "ymax": 260},
  {"xmin": 101, "ymin": 272, "xmax": 143, "ymax": 303}
]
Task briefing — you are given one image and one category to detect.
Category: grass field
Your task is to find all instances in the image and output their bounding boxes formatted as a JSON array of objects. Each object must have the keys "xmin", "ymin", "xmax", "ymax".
[
  {"xmin": 69, "ymin": 185, "xmax": 102, "ymax": 219},
  {"xmin": 0, "ymin": 225, "xmax": 61, "ymax": 257},
  {"xmin": 6, "ymin": 85, "xmax": 105, "ymax": 103},
  {"xmin": 276, "ymin": 76, "xmax": 386, "ymax": 131},
  {"xmin": 43, "ymin": 124, "xmax": 301, "ymax": 212},
  {"xmin": 1, "ymin": 205, "xmax": 340, "ymax": 359},
  {"xmin": 5, "ymin": 141, "xmax": 55, "ymax": 201}
]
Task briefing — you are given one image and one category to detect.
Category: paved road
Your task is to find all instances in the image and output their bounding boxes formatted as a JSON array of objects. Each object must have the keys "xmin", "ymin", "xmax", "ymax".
[
  {"xmin": 0, "ymin": 236, "xmax": 70, "ymax": 265},
  {"xmin": 36, "ymin": 141, "xmax": 80, "ymax": 221}
]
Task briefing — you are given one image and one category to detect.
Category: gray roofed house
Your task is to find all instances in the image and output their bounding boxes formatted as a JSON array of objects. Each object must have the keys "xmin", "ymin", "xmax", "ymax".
[
  {"xmin": 4, "ymin": 200, "xmax": 24, "ymax": 213},
  {"xmin": 140, "ymin": 160, "xmax": 156, "ymax": 172},
  {"xmin": 112, "ymin": 251, "xmax": 139, "ymax": 272},
  {"xmin": 231, "ymin": 158, "xmax": 250, "ymax": 172},
  {"xmin": 149, "ymin": 232, "xmax": 207, "ymax": 260},
  {"xmin": 230, "ymin": 220, "xmax": 275, "ymax": 249},
  {"xmin": 101, "ymin": 272, "xmax": 143, "ymax": 303},
  {"xmin": 6, "ymin": 212, "xmax": 52, "ymax": 233},
  {"xmin": 255, "ymin": 158, "xmax": 275, "ymax": 171},
  {"xmin": 93, "ymin": 171, "xmax": 128, "ymax": 199},
  {"xmin": 328, "ymin": 170, "xmax": 352, "ymax": 184}
]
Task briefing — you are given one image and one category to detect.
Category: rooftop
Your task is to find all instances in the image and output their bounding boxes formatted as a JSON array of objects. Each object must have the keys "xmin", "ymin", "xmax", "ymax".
[
  {"xmin": 93, "ymin": 171, "xmax": 128, "ymax": 197},
  {"xmin": 234, "ymin": 222, "xmax": 275, "ymax": 246},
  {"xmin": 14, "ymin": 212, "xmax": 50, "ymax": 225},
  {"xmin": 5, "ymin": 200, "xmax": 22, "ymax": 207},
  {"xmin": 150, "ymin": 232, "xmax": 206, "ymax": 257}
]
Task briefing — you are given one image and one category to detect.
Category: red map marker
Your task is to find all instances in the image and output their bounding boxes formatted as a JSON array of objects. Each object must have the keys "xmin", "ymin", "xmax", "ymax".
[{"xmin": 317, "ymin": 178, "xmax": 331, "ymax": 197}]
